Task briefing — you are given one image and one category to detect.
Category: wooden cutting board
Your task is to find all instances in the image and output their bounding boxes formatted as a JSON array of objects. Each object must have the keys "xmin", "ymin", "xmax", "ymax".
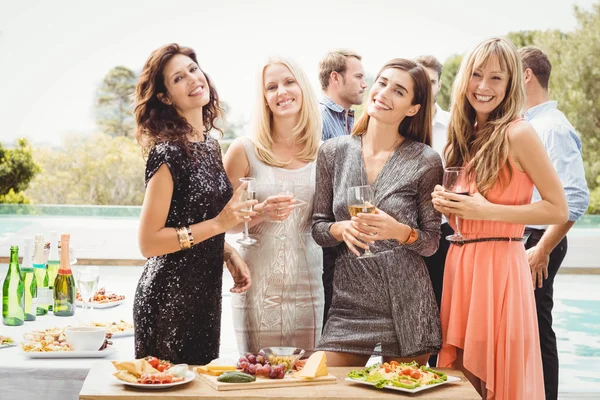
[{"xmin": 196, "ymin": 372, "xmax": 338, "ymax": 391}]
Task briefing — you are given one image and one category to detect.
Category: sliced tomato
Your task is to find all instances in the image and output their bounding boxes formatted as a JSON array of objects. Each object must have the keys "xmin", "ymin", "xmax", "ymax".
[
  {"xmin": 389, "ymin": 361, "xmax": 399, "ymax": 368},
  {"xmin": 146, "ymin": 357, "xmax": 159, "ymax": 369},
  {"xmin": 384, "ymin": 366, "xmax": 392, "ymax": 373},
  {"xmin": 401, "ymin": 368, "xmax": 412, "ymax": 376},
  {"xmin": 410, "ymin": 370, "xmax": 422, "ymax": 379}
]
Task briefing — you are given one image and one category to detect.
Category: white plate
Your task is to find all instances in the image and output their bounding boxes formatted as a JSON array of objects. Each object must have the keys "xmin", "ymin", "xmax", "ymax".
[
  {"xmin": 345, "ymin": 375, "xmax": 462, "ymax": 393},
  {"xmin": 22, "ymin": 346, "xmax": 117, "ymax": 359},
  {"xmin": 0, "ymin": 342, "xmax": 17, "ymax": 349},
  {"xmin": 76, "ymin": 299, "xmax": 125, "ymax": 309},
  {"xmin": 109, "ymin": 329, "xmax": 134, "ymax": 338},
  {"xmin": 114, "ymin": 370, "xmax": 195, "ymax": 389}
]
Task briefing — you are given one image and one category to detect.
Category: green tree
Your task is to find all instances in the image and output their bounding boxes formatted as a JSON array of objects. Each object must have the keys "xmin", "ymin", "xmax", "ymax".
[
  {"xmin": 0, "ymin": 138, "xmax": 40, "ymax": 203},
  {"xmin": 25, "ymin": 134, "xmax": 145, "ymax": 205},
  {"xmin": 506, "ymin": 30, "xmax": 540, "ymax": 48},
  {"xmin": 95, "ymin": 66, "xmax": 137, "ymax": 138},
  {"xmin": 438, "ymin": 54, "xmax": 463, "ymax": 111}
]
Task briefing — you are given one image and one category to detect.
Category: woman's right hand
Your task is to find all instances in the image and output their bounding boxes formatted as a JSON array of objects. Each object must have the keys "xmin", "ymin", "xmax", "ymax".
[
  {"xmin": 214, "ymin": 183, "xmax": 258, "ymax": 232},
  {"xmin": 333, "ymin": 220, "xmax": 374, "ymax": 257},
  {"xmin": 431, "ymin": 185, "xmax": 449, "ymax": 215}
]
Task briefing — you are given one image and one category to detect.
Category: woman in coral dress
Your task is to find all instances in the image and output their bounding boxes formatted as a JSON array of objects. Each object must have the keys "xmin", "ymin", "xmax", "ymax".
[{"xmin": 432, "ymin": 38, "xmax": 568, "ymax": 399}]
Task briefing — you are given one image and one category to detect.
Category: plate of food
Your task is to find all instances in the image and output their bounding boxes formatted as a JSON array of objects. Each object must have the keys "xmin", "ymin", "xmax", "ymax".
[
  {"xmin": 76, "ymin": 287, "xmax": 126, "ymax": 308},
  {"xmin": 20, "ymin": 327, "xmax": 113, "ymax": 357},
  {"xmin": 0, "ymin": 335, "xmax": 16, "ymax": 349},
  {"xmin": 112, "ymin": 358, "xmax": 193, "ymax": 389},
  {"xmin": 92, "ymin": 320, "xmax": 134, "ymax": 338},
  {"xmin": 345, "ymin": 361, "xmax": 461, "ymax": 393}
]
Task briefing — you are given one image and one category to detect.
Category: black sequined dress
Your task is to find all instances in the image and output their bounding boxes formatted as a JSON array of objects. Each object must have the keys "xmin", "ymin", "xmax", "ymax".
[{"xmin": 133, "ymin": 137, "xmax": 233, "ymax": 365}]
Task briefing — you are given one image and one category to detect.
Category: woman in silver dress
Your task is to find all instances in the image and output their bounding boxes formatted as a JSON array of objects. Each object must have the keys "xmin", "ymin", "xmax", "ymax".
[
  {"xmin": 224, "ymin": 56, "xmax": 324, "ymax": 355},
  {"xmin": 312, "ymin": 59, "xmax": 443, "ymax": 366}
]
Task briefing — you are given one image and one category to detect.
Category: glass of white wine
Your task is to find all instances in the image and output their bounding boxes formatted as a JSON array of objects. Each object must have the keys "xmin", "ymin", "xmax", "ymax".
[
  {"xmin": 75, "ymin": 266, "xmax": 100, "ymax": 324},
  {"xmin": 237, "ymin": 177, "xmax": 258, "ymax": 246},
  {"xmin": 347, "ymin": 185, "xmax": 377, "ymax": 259}
]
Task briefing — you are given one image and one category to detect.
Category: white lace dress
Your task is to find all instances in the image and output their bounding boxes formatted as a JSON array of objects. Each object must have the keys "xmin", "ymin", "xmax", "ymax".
[{"xmin": 231, "ymin": 136, "xmax": 324, "ymax": 355}]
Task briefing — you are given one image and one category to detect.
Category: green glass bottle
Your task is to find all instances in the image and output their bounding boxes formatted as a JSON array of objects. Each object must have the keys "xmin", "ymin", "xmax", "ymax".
[
  {"xmin": 46, "ymin": 231, "xmax": 60, "ymax": 312},
  {"xmin": 53, "ymin": 233, "xmax": 75, "ymax": 317},
  {"xmin": 2, "ymin": 246, "xmax": 25, "ymax": 326},
  {"xmin": 19, "ymin": 239, "xmax": 37, "ymax": 321},
  {"xmin": 33, "ymin": 234, "xmax": 49, "ymax": 316}
]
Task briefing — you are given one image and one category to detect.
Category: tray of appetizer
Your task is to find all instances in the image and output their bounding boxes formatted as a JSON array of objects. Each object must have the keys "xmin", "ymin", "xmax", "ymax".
[
  {"xmin": 195, "ymin": 349, "xmax": 336, "ymax": 391},
  {"xmin": 76, "ymin": 287, "xmax": 126, "ymax": 308},
  {"xmin": 345, "ymin": 361, "xmax": 461, "ymax": 393},
  {"xmin": 112, "ymin": 358, "xmax": 193, "ymax": 389}
]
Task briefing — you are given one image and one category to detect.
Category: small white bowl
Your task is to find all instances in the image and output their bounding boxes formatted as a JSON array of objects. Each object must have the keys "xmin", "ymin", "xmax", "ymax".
[{"xmin": 64, "ymin": 327, "xmax": 106, "ymax": 351}]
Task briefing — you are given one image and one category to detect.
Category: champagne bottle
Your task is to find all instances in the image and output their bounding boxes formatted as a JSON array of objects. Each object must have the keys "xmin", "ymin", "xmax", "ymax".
[
  {"xmin": 2, "ymin": 246, "xmax": 25, "ymax": 326},
  {"xmin": 53, "ymin": 233, "xmax": 75, "ymax": 316},
  {"xmin": 46, "ymin": 231, "xmax": 60, "ymax": 312},
  {"xmin": 33, "ymin": 234, "xmax": 49, "ymax": 316},
  {"xmin": 20, "ymin": 239, "xmax": 37, "ymax": 321}
]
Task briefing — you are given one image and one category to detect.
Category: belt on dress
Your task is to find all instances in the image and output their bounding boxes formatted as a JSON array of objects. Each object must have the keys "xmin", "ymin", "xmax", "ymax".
[{"xmin": 449, "ymin": 236, "xmax": 525, "ymax": 246}]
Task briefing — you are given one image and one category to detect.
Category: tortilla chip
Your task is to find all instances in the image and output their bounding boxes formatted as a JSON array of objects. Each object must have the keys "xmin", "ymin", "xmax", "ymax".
[
  {"xmin": 113, "ymin": 370, "xmax": 139, "ymax": 383},
  {"xmin": 112, "ymin": 359, "xmax": 158, "ymax": 377}
]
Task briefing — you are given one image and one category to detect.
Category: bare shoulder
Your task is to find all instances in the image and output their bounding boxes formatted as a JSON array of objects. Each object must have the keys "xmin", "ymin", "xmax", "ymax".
[{"xmin": 506, "ymin": 120, "xmax": 538, "ymax": 145}]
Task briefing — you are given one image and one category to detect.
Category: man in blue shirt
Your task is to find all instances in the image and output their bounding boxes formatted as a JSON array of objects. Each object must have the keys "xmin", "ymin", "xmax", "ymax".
[
  {"xmin": 318, "ymin": 50, "xmax": 367, "ymax": 328},
  {"xmin": 319, "ymin": 50, "xmax": 367, "ymax": 141},
  {"xmin": 520, "ymin": 46, "xmax": 590, "ymax": 400}
]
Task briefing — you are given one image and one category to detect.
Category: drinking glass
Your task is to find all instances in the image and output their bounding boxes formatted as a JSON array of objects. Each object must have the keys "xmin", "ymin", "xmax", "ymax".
[
  {"xmin": 443, "ymin": 167, "xmax": 469, "ymax": 241},
  {"xmin": 347, "ymin": 185, "xmax": 377, "ymax": 259},
  {"xmin": 75, "ymin": 266, "xmax": 100, "ymax": 324},
  {"xmin": 237, "ymin": 177, "xmax": 258, "ymax": 246}
]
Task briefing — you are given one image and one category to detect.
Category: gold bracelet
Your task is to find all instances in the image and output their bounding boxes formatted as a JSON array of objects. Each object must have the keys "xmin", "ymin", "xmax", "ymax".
[
  {"xmin": 175, "ymin": 227, "xmax": 191, "ymax": 250},
  {"xmin": 185, "ymin": 226, "xmax": 194, "ymax": 247}
]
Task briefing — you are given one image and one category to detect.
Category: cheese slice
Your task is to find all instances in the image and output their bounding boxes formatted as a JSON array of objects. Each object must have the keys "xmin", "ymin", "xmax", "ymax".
[
  {"xmin": 205, "ymin": 364, "xmax": 237, "ymax": 371},
  {"xmin": 296, "ymin": 351, "xmax": 328, "ymax": 378}
]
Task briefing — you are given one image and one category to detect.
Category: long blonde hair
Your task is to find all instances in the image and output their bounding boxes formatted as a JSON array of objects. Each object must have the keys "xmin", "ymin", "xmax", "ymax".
[
  {"xmin": 444, "ymin": 37, "xmax": 526, "ymax": 195},
  {"xmin": 251, "ymin": 57, "xmax": 322, "ymax": 167},
  {"xmin": 352, "ymin": 59, "xmax": 432, "ymax": 146}
]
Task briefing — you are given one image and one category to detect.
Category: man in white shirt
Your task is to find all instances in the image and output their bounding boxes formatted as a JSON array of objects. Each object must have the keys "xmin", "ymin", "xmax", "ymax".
[
  {"xmin": 520, "ymin": 46, "xmax": 590, "ymax": 400},
  {"xmin": 416, "ymin": 55, "xmax": 451, "ymax": 367}
]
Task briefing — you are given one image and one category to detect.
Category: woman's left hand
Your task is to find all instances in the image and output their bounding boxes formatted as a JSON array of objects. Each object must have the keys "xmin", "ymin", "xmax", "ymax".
[
  {"xmin": 352, "ymin": 209, "xmax": 410, "ymax": 242},
  {"xmin": 432, "ymin": 191, "xmax": 492, "ymax": 221},
  {"xmin": 224, "ymin": 249, "xmax": 252, "ymax": 293}
]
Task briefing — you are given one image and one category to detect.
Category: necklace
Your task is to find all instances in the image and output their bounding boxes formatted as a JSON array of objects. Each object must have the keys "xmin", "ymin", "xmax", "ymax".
[{"xmin": 360, "ymin": 134, "xmax": 402, "ymax": 198}]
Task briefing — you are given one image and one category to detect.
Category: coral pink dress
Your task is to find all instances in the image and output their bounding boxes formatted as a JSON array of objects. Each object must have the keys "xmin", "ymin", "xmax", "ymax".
[{"xmin": 438, "ymin": 159, "xmax": 545, "ymax": 399}]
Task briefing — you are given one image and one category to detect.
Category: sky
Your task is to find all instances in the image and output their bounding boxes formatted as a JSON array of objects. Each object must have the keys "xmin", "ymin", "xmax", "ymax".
[{"xmin": 0, "ymin": 0, "xmax": 596, "ymax": 147}]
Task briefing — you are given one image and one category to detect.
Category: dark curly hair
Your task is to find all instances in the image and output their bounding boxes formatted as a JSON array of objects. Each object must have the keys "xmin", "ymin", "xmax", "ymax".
[{"xmin": 134, "ymin": 43, "xmax": 224, "ymax": 157}]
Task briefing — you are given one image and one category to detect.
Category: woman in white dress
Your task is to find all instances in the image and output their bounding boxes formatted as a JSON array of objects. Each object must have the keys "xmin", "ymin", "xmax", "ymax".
[{"xmin": 224, "ymin": 56, "xmax": 324, "ymax": 355}]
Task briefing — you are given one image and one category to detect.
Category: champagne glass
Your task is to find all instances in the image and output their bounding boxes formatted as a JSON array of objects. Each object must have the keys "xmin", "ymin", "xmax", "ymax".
[
  {"xmin": 237, "ymin": 177, "xmax": 258, "ymax": 246},
  {"xmin": 443, "ymin": 167, "xmax": 469, "ymax": 241},
  {"xmin": 273, "ymin": 181, "xmax": 295, "ymax": 241},
  {"xmin": 75, "ymin": 266, "xmax": 100, "ymax": 324},
  {"xmin": 347, "ymin": 185, "xmax": 377, "ymax": 259}
]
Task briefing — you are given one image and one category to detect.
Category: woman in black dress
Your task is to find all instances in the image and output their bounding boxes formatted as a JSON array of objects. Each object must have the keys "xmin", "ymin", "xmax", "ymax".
[{"xmin": 133, "ymin": 43, "xmax": 257, "ymax": 365}]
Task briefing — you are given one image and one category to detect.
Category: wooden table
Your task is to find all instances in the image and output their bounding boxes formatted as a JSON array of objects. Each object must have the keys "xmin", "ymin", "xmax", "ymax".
[{"xmin": 80, "ymin": 362, "xmax": 480, "ymax": 399}]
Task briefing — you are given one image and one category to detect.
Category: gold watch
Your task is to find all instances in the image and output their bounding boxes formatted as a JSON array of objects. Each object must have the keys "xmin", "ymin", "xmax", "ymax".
[{"xmin": 401, "ymin": 227, "xmax": 418, "ymax": 245}]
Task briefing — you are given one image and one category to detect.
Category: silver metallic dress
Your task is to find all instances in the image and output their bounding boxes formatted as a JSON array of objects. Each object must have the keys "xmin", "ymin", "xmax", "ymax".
[{"xmin": 312, "ymin": 135, "xmax": 443, "ymax": 358}]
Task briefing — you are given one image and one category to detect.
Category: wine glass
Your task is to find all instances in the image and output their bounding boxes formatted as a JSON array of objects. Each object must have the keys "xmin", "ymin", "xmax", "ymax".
[
  {"xmin": 347, "ymin": 185, "xmax": 377, "ymax": 259},
  {"xmin": 443, "ymin": 167, "xmax": 469, "ymax": 242},
  {"xmin": 75, "ymin": 266, "xmax": 100, "ymax": 324},
  {"xmin": 272, "ymin": 181, "xmax": 295, "ymax": 241},
  {"xmin": 237, "ymin": 177, "xmax": 258, "ymax": 246}
]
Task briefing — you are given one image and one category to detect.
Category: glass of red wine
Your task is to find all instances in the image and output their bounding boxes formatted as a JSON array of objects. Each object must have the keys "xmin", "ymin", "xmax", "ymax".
[{"xmin": 443, "ymin": 167, "xmax": 469, "ymax": 242}]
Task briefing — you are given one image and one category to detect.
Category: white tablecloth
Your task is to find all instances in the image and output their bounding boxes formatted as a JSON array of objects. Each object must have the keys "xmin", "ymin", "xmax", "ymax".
[{"xmin": 0, "ymin": 265, "xmax": 239, "ymax": 400}]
